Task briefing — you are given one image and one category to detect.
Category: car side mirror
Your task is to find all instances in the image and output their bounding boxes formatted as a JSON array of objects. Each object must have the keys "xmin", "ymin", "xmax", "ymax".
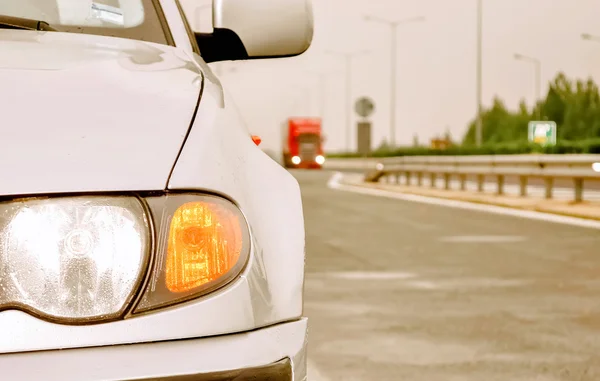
[{"xmin": 195, "ymin": 0, "xmax": 314, "ymax": 63}]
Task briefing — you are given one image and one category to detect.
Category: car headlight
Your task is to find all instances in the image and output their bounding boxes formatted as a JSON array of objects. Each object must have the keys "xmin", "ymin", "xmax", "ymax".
[
  {"xmin": 0, "ymin": 196, "xmax": 150, "ymax": 322},
  {"xmin": 134, "ymin": 193, "xmax": 250, "ymax": 314},
  {"xmin": 0, "ymin": 193, "xmax": 250, "ymax": 323}
]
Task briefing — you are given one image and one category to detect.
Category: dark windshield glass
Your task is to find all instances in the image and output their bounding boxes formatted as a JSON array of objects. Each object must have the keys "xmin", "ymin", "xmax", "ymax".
[
  {"xmin": 298, "ymin": 133, "xmax": 320, "ymax": 144},
  {"xmin": 0, "ymin": 0, "xmax": 171, "ymax": 45}
]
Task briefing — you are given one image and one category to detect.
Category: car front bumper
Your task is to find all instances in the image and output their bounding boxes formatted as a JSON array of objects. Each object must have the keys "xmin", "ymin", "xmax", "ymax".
[{"xmin": 0, "ymin": 318, "xmax": 308, "ymax": 381}]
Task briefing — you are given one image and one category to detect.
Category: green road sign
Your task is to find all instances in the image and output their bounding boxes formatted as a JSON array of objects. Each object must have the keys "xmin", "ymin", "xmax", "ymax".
[{"xmin": 528, "ymin": 121, "xmax": 557, "ymax": 146}]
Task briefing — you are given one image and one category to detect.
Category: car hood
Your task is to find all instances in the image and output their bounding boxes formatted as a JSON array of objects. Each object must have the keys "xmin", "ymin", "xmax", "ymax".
[{"xmin": 0, "ymin": 30, "xmax": 202, "ymax": 196}]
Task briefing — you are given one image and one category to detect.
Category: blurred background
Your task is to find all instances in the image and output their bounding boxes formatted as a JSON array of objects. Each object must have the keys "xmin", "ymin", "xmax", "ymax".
[
  {"xmin": 176, "ymin": 2, "xmax": 600, "ymax": 380},
  {"xmin": 181, "ymin": 0, "xmax": 600, "ymax": 157}
]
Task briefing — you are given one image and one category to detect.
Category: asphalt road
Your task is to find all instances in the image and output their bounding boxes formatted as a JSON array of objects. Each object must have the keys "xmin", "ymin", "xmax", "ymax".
[{"xmin": 296, "ymin": 169, "xmax": 600, "ymax": 381}]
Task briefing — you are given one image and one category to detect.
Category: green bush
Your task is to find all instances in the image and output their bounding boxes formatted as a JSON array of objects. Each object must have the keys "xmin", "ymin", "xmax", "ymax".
[{"xmin": 327, "ymin": 71, "xmax": 600, "ymax": 159}]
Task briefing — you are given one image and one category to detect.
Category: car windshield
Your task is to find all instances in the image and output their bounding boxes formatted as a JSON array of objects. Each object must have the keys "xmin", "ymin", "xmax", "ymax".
[
  {"xmin": 0, "ymin": 0, "xmax": 170, "ymax": 45},
  {"xmin": 298, "ymin": 133, "xmax": 320, "ymax": 144}
]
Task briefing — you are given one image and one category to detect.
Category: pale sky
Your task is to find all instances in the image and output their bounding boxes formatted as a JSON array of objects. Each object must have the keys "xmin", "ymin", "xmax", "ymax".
[{"xmin": 180, "ymin": 0, "xmax": 600, "ymax": 153}]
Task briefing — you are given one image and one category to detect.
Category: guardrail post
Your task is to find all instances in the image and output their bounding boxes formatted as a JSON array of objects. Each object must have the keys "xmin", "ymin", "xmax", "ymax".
[
  {"xmin": 444, "ymin": 173, "xmax": 451, "ymax": 190},
  {"xmin": 544, "ymin": 178, "xmax": 553, "ymax": 199},
  {"xmin": 574, "ymin": 178, "xmax": 583, "ymax": 203},
  {"xmin": 497, "ymin": 175, "xmax": 504, "ymax": 195},
  {"xmin": 519, "ymin": 176, "xmax": 527, "ymax": 197},
  {"xmin": 330, "ymin": 155, "xmax": 600, "ymax": 201},
  {"xmin": 459, "ymin": 174, "xmax": 467, "ymax": 191},
  {"xmin": 477, "ymin": 175, "xmax": 484, "ymax": 192}
]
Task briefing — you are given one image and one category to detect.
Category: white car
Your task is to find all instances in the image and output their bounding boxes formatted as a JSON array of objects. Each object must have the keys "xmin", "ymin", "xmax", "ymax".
[{"xmin": 0, "ymin": 1, "xmax": 313, "ymax": 380}]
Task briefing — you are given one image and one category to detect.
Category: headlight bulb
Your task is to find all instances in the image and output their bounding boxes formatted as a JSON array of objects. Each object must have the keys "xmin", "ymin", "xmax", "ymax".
[{"xmin": 0, "ymin": 197, "xmax": 149, "ymax": 321}]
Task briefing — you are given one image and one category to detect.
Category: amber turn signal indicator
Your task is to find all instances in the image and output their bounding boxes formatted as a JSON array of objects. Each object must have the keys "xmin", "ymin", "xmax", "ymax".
[
  {"xmin": 251, "ymin": 135, "xmax": 262, "ymax": 146},
  {"xmin": 165, "ymin": 201, "xmax": 244, "ymax": 293}
]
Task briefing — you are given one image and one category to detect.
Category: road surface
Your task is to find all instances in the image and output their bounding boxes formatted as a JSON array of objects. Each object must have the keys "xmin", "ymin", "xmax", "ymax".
[{"xmin": 296, "ymin": 170, "xmax": 600, "ymax": 381}]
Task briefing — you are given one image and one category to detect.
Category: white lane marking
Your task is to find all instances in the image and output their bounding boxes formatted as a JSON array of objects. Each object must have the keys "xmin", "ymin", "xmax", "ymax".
[
  {"xmin": 308, "ymin": 271, "xmax": 417, "ymax": 280},
  {"xmin": 326, "ymin": 171, "xmax": 344, "ymax": 188},
  {"xmin": 306, "ymin": 270, "xmax": 533, "ymax": 294},
  {"xmin": 307, "ymin": 359, "xmax": 329, "ymax": 381},
  {"xmin": 307, "ymin": 272, "xmax": 531, "ymax": 292},
  {"xmin": 404, "ymin": 279, "xmax": 531, "ymax": 290},
  {"xmin": 327, "ymin": 172, "xmax": 600, "ymax": 230},
  {"xmin": 438, "ymin": 235, "xmax": 528, "ymax": 243},
  {"xmin": 405, "ymin": 280, "xmax": 439, "ymax": 290}
]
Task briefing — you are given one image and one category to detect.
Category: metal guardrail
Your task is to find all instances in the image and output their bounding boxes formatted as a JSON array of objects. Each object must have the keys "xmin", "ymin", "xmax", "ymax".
[{"xmin": 324, "ymin": 155, "xmax": 600, "ymax": 202}]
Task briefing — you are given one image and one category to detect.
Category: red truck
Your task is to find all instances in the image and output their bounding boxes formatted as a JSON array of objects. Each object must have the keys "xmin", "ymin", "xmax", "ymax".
[{"xmin": 281, "ymin": 117, "xmax": 324, "ymax": 169}]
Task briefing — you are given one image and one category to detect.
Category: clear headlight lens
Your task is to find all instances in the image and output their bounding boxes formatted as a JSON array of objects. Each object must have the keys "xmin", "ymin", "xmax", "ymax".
[
  {"xmin": 134, "ymin": 194, "xmax": 250, "ymax": 313},
  {"xmin": 0, "ymin": 196, "xmax": 150, "ymax": 322}
]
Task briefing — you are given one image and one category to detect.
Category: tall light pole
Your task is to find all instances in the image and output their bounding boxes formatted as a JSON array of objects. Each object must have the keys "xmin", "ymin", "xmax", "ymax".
[
  {"xmin": 363, "ymin": 15, "xmax": 425, "ymax": 148},
  {"xmin": 475, "ymin": 0, "xmax": 483, "ymax": 146},
  {"xmin": 316, "ymin": 73, "xmax": 328, "ymax": 119},
  {"xmin": 288, "ymin": 85, "xmax": 311, "ymax": 116},
  {"xmin": 326, "ymin": 50, "xmax": 369, "ymax": 151},
  {"xmin": 306, "ymin": 71, "xmax": 331, "ymax": 119},
  {"xmin": 514, "ymin": 53, "xmax": 541, "ymax": 119}
]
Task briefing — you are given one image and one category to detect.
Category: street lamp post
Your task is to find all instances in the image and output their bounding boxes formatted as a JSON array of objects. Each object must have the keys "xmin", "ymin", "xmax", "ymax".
[
  {"xmin": 514, "ymin": 53, "xmax": 541, "ymax": 119},
  {"xmin": 475, "ymin": 0, "xmax": 483, "ymax": 146},
  {"xmin": 306, "ymin": 71, "xmax": 331, "ymax": 119},
  {"xmin": 288, "ymin": 85, "xmax": 311, "ymax": 116},
  {"xmin": 364, "ymin": 15, "xmax": 425, "ymax": 148},
  {"xmin": 316, "ymin": 73, "xmax": 328, "ymax": 119},
  {"xmin": 326, "ymin": 50, "xmax": 369, "ymax": 151}
]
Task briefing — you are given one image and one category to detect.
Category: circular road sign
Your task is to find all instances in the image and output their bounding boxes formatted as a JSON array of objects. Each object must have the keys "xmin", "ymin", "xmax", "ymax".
[{"xmin": 354, "ymin": 97, "xmax": 375, "ymax": 118}]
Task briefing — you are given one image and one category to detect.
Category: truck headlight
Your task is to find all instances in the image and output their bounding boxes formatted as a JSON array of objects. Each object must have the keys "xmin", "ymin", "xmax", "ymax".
[
  {"xmin": 292, "ymin": 156, "xmax": 301, "ymax": 165},
  {"xmin": 0, "ymin": 196, "xmax": 150, "ymax": 322},
  {"xmin": 315, "ymin": 155, "xmax": 325, "ymax": 165}
]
